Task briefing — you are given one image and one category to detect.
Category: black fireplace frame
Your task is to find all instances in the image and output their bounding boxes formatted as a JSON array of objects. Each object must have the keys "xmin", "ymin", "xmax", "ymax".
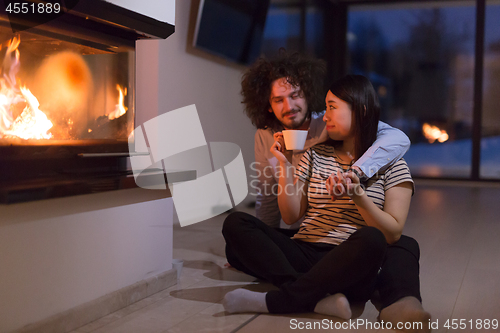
[
  {"xmin": 0, "ymin": 0, "xmax": 175, "ymax": 203},
  {"xmin": 4, "ymin": 0, "xmax": 175, "ymax": 50}
]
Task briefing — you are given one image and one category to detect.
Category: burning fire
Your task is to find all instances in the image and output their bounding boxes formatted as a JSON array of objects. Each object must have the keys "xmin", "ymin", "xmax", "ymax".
[
  {"xmin": 422, "ymin": 123, "xmax": 449, "ymax": 143},
  {"xmin": 0, "ymin": 36, "xmax": 129, "ymax": 141},
  {"xmin": 108, "ymin": 85, "xmax": 127, "ymax": 120},
  {"xmin": 3, "ymin": 87, "xmax": 53, "ymax": 139},
  {"xmin": 0, "ymin": 37, "xmax": 53, "ymax": 140}
]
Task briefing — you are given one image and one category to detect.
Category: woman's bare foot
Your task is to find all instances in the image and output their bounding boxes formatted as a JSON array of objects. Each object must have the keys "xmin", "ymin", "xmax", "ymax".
[
  {"xmin": 379, "ymin": 296, "xmax": 431, "ymax": 333},
  {"xmin": 314, "ymin": 293, "xmax": 352, "ymax": 320}
]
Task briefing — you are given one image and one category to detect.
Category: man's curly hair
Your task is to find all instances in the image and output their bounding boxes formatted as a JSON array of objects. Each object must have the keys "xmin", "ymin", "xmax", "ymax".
[{"xmin": 241, "ymin": 50, "xmax": 327, "ymax": 130}]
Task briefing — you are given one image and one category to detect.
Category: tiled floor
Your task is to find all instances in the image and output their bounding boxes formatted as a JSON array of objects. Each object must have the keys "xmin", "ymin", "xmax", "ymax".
[{"xmin": 72, "ymin": 180, "xmax": 500, "ymax": 333}]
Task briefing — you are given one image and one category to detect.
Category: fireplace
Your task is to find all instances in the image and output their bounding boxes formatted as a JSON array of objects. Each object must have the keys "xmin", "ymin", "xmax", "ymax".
[{"xmin": 0, "ymin": 0, "xmax": 174, "ymax": 203}]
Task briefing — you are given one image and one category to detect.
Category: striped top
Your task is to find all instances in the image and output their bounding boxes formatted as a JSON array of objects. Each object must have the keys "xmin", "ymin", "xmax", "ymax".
[{"xmin": 292, "ymin": 144, "xmax": 414, "ymax": 245}]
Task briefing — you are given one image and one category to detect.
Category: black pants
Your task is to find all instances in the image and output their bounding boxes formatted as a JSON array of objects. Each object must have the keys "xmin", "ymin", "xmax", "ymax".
[
  {"xmin": 222, "ymin": 212, "xmax": 387, "ymax": 314},
  {"xmin": 375, "ymin": 234, "xmax": 422, "ymax": 309},
  {"xmin": 272, "ymin": 231, "xmax": 423, "ymax": 310}
]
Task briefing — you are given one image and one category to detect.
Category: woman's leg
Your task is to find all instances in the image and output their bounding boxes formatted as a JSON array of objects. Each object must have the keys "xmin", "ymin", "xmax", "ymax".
[
  {"xmin": 376, "ymin": 235, "xmax": 422, "ymax": 308},
  {"xmin": 376, "ymin": 235, "xmax": 431, "ymax": 332},
  {"xmin": 223, "ymin": 211, "xmax": 324, "ymax": 287},
  {"xmin": 266, "ymin": 227, "xmax": 387, "ymax": 313}
]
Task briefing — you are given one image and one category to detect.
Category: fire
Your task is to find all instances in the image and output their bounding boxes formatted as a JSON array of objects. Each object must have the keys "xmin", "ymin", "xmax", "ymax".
[
  {"xmin": 108, "ymin": 85, "xmax": 127, "ymax": 120},
  {"xmin": 422, "ymin": 123, "xmax": 449, "ymax": 143},
  {"xmin": 0, "ymin": 37, "xmax": 53, "ymax": 139},
  {"xmin": 3, "ymin": 87, "xmax": 53, "ymax": 139}
]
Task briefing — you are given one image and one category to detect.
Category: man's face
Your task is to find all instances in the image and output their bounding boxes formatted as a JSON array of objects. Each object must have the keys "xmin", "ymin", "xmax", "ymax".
[{"xmin": 269, "ymin": 78, "xmax": 309, "ymax": 130}]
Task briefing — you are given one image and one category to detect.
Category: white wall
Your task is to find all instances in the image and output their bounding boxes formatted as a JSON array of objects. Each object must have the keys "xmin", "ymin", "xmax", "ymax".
[
  {"xmin": 135, "ymin": 0, "xmax": 256, "ymax": 199},
  {"xmin": 0, "ymin": 190, "xmax": 173, "ymax": 333},
  {"xmin": 104, "ymin": 0, "xmax": 175, "ymax": 25},
  {"xmin": 154, "ymin": 0, "xmax": 256, "ymax": 189}
]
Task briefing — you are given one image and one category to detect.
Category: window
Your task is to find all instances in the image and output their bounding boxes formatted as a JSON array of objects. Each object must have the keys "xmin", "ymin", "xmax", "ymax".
[
  {"xmin": 347, "ymin": 2, "xmax": 476, "ymax": 178},
  {"xmin": 481, "ymin": 1, "xmax": 500, "ymax": 179},
  {"xmin": 261, "ymin": 0, "xmax": 325, "ymax": 58}
]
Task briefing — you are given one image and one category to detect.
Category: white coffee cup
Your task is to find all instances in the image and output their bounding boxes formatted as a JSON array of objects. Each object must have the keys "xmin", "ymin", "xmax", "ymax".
[{"xmin": 282, "ymin": 130, "xmax": 308, "ymax": 150}]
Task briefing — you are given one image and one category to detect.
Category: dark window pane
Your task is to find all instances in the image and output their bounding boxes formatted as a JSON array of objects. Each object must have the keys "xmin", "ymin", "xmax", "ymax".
[
  {"xmin": 347, "ymin": 2, "xmax": 476, "ymax": 178},
  {"xmin": 261, "ymin": 1, "xmax": 324, "ymax": 58},
  {"xmin": 262, "ymin": 5, "xmax": 302, "ymax": 55},
  {"xmin": 481, "ymin": 1, "xmax": 500, "ymax": 179}
]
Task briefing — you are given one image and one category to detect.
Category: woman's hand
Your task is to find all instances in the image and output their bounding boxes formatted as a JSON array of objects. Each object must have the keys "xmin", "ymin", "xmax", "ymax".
[
  {"xmin": 325, "ymin": 170, "xmax": 346, "ymax": 201},
  {"xmin": 270, "ymin": 132, "xmax": 292, "ymax": 164},
  {"xmin": 344, "ymin": 170, "xmax": 365, "ymax": 199},
  {"xmin": 326, "ymin": 169, "xmax": 365, "ymax": 201}
]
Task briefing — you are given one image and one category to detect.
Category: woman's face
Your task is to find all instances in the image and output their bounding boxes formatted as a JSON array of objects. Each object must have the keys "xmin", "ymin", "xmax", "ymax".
[{"xmin": 323, "ymin": 90, "xmax": 353, "ymax": 141}]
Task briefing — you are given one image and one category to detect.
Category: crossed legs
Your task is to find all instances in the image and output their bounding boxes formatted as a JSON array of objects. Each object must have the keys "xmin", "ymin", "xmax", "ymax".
[{"xmin": 222, "ymin": 211, "xmax": 386, "ymax": 314}]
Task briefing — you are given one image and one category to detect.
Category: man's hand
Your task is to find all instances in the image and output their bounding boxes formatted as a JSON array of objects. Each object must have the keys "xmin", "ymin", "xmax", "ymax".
[
  {"xmin": 344, "ymin": 170, "xmax": 365, "ymax": 199},
  {"xmin": 270, "ymin": 132, "xmax": 293, "ymax": 164}
]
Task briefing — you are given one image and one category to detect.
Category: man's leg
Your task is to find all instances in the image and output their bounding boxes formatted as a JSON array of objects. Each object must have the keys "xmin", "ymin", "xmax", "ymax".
[{"xmin": 225, "ymin": 222, "xmax": 299, "ymax": 280}]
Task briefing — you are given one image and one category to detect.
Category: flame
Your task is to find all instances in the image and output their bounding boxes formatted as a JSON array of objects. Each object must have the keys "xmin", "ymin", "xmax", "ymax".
[
  {"xmin": 422, "ymin": 123, "xmax": 449, "ymax": 143},
  {"xmin": 108, "ymin": 85, "xmax": 127, "ymax": 120},
  {"xmin": 0, "ymin": 37, "xmax": 53, "ymax": 139},
  {"xmin": 0, "ymin": 37, "xmax": 23, "ymax": 133},
  {"xmin": 3, "ymin": 87, "xmax": 53, "ymax": 139}
]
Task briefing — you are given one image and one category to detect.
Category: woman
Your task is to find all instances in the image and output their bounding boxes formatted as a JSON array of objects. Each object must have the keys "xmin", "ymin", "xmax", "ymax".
[{"xmin": 222, "ymin": 75, "xmax": 414, "ymax": 317}]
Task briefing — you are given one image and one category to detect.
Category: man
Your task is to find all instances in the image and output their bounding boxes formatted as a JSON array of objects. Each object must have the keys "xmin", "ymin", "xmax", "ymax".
[{"xmin": 234, "ymin": 51, "xmax": 430, "ymax": 332}]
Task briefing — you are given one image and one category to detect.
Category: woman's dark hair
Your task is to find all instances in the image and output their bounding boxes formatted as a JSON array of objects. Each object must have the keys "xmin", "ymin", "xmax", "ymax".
[
  {"xmin": 327, "ymin": 75, "xmax": 380, "ymax": 161},
  {"xmin": 241, "ymin": 50, "xmax": 326, "ymax": 130}
]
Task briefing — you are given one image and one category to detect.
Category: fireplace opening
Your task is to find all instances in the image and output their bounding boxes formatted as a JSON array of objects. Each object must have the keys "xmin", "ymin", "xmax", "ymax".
[{"xmin": 0, "ymin": 34, "xmax": 134, "ymax": 143}]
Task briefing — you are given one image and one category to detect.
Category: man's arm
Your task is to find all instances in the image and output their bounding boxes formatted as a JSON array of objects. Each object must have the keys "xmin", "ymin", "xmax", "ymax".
[
  {"xmin": 253, "ymin": 130, "xmax": 281, "ymax": 228},
  {"xmin": 352, "ymin": 121, "xmax": 410, "ymax": 178}
]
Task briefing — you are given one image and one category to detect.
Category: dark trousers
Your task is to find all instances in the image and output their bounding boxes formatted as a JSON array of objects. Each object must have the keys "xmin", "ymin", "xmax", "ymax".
[
  {"xmin": 222, "ymin": 212, "xmax": 387, "ymax": 314},
  {"xmin": 375, "ymin": 234, "xmax": 422, "ymax": 309}
]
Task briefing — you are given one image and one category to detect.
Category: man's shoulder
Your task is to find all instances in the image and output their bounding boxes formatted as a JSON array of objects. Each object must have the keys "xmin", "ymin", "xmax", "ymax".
[
  {"xmin": 254, "ymin": 128, "xmax": 276, "ymax": 157},
  {"xmin": 255, "ymin": 127, "xmax": 274, "ymax": 144},
  {"xmin": 255, "ymin": 127, "xmax": 273, "ymax": 137}
]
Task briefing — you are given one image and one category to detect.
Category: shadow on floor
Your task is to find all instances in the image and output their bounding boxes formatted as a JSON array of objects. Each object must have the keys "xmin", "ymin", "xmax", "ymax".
[
  {"xmin": 169, "ymin": 282, "xmax": 277, "ymax": 303},
  {"xmin": 182, "ymin": 259, "xmax": 259, "ymax": 282}
]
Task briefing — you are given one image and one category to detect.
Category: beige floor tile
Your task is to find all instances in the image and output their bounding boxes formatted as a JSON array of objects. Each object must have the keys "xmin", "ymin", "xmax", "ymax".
[
  {"xmin": 86, "ymin": 297, "xmax": 211, "ymax": 333},
  {"xmin": 162, "ymin": 303, "xmax": 256, "ymax": 333},
  {"xmin": 464, "ymin": 225, "xmax": 500, "ymax": 272},
  {"xmin": 451, "ymin": 268, "xmax": 500, "ymax": 326}
]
